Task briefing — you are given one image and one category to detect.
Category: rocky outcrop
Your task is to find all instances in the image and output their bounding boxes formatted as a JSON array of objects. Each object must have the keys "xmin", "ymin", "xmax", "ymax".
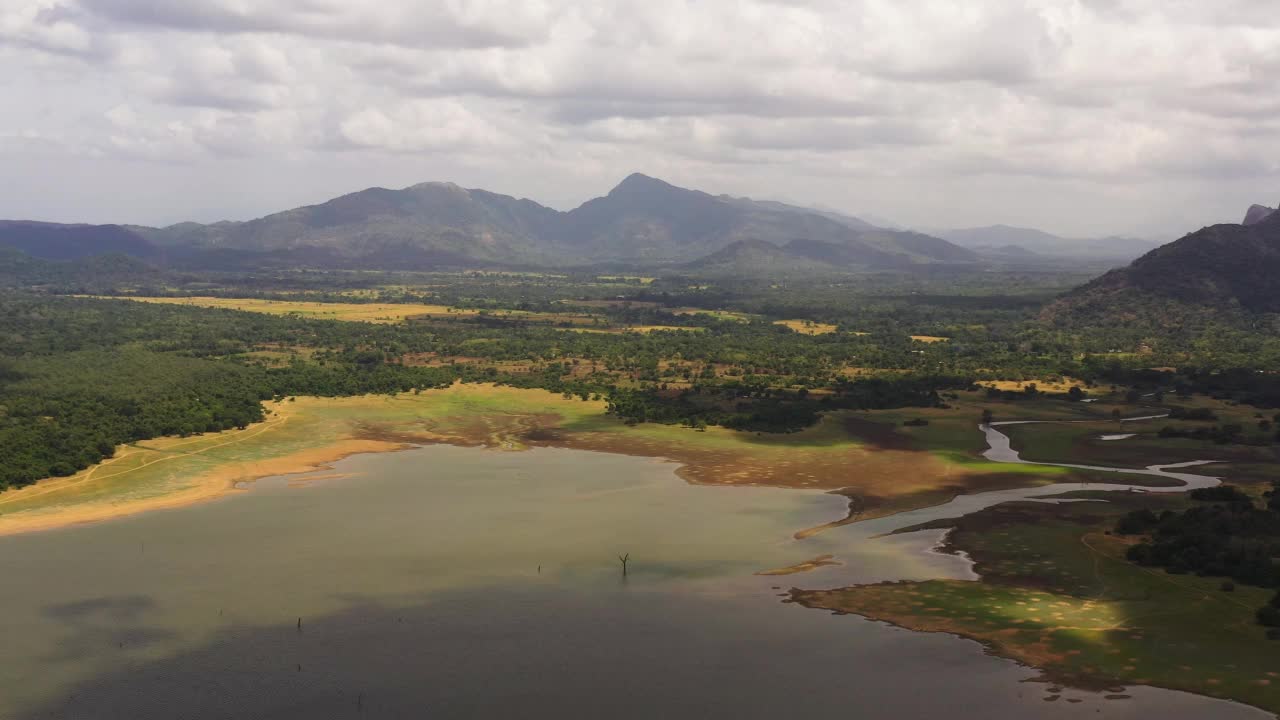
[{"xmin": 1243, "ymin": 204, "xmax": 1275, "ymax": 226}]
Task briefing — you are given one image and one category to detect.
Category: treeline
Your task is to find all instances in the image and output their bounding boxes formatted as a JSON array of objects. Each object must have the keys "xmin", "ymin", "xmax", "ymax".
[
  {"xmin": 1087, "ymin": 365, "xmax": 1280, "ymax": 408},
  {"xmin": 0, "ymin": 348, "xmax": 269, "ymax": 488},
  {"xmin": 1156, "ymin": 408, "xmax": 1280, "ymax": 446},
  {"xmin": 1117, "ymin": 482, "xmax": 1280, "ymax": 630},
  {"xmin": 605, "ymin": 376, "xmax": 973, "ymax": 433}
]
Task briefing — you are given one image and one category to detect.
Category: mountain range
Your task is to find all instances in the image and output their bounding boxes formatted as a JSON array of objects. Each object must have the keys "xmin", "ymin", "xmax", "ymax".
[
  {"xmin": 936, "ymin": 224, "xmax": 1161, "ymax": 262},
  {"xmin": 0, "ymin": 174, "xmax": 981, "ymax": 274}
]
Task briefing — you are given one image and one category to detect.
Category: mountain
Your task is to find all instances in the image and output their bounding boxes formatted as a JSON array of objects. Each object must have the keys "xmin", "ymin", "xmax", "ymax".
[
  {"xmin": 721, "ymin": 196, "xmax": 881, "ymax": 232},
  {"xmin": 972, "ymin": 244, "xmax": 1040, "ymax": 258},
  {"xmin": 0, "ymin": 221, "xmax": 160, "ymax": 261},
  {"xmin": 3, "ymin": 174, "xmax": 977, "ymax": 272},
  {"xmin": 856, "ymin": 229, "xmax": 979, "ymax": 263},
  {"xmin": 1244, "ymin": 204, "xmax": 1276, "ymax": 226},
  {"xmin": 939, "ymin": 224, "xmax": 1159, "ymax": 261},
  {"xmin": 680, "ymin": 239, "xmax": 836, "ymax": 276},
  {"xmin": 147, "ymin": 182, "xmax": 562, "ymax": 266},
  {"xmin": 555, "ymin": 173, "xmax": 972, "ymax": 265},
  {"xmin": 1044, "ymin": 210, "xmax": 1280, "ymax": 328}
]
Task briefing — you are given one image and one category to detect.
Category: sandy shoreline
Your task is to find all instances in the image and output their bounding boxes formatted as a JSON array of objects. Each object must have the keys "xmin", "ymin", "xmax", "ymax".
[
  {"xmin": 0, "ymin": 394, "xmax": 425, "ymax": 537},
  {"xmin": 0, "ymin": 437, "xmax": 411, "ymax": 537}
]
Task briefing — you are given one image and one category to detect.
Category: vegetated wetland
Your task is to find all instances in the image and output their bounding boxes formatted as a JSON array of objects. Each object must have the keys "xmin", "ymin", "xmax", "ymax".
[{"xmin": 4, "ymin": 258, "xmax": 1280, "ymax": 717}]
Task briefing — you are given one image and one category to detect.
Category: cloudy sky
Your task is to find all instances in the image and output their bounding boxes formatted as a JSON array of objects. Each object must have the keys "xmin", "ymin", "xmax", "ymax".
[{"xmin": 2, "ymin": 0, "xmax": 1278, "ymax": 238}]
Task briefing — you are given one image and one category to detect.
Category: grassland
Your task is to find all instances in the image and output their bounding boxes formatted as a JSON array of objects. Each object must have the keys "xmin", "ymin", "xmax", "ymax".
[
  {"xmin": 102, "ymin": 296, "xmax": 477, "ymax": 323},
  {"xmin": 670, "ymin": 307, "xmax": 754, "ymax": 322},
  {"xmin": 996, "ymin": 395, "xmax": 1280, "ymax": 487},
  {"xmin": 0, "ymin": 385, "xmax": 1160, "ymax": 537},
  {"xmin": 560, "ymin": 325, "xmax": 705, "ymax": 334},
  {"xmin": 982, "ymin": 378, "xmax": 1087, "ymax": 394},
  {"xmin": 791, "ymin": 493, "xmax": 1280, "ymax": 714},
  {"xmin": 774, "ymin": 319, "xmax": 839, "ymax": 335},
  {"xmin": 97, "ymin": 296, "xmax": 614, "ymax": 327}
]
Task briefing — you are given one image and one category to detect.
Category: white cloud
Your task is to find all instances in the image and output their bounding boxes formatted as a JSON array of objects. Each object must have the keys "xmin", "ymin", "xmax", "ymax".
[{"xmin": 0, "ymin": 0, "xmax": 1278, "ymax": 236}]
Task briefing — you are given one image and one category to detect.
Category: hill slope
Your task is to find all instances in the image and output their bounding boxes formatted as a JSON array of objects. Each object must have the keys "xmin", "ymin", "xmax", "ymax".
[
  {"xmin": 1044, "ymin": 211, "xmax": 1280, "ymax": 329},
  {"xmin": 0, "ymin": 221, "xmax": 160, "ymax": 261},
  {"xmin": 680, "ymin": 239, "xmax": 837, "ymax": 276}
]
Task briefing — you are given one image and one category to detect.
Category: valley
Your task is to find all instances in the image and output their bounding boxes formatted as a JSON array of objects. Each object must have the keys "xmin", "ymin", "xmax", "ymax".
[{"xmin": 3, "ymin": 181, "xmax": 1280, "ymax": 718}]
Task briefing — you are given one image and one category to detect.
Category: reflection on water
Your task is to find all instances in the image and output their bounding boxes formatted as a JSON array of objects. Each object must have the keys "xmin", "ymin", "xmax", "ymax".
[{"xmin": 0, "ymin": 444, "xmax": 1266, "ymax": 719}]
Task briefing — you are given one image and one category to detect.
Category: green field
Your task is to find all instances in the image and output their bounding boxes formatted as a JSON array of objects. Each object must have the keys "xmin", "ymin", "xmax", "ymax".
[{"xmin": 792, "ymin": 491, "xmax": 1280, "ymax": 713}]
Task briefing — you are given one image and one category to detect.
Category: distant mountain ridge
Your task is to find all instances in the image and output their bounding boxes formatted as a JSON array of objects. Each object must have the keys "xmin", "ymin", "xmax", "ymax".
[
  {"xmin": 0, "ymin": 174, "xmax": 977, "ymax": 273},
  {"xmin": 938, "ymin": 224, "xmax": 1160, "ymax": 261}
]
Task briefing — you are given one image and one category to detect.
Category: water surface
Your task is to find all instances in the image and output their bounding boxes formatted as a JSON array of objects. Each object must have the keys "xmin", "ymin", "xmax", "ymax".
[{"xmin": 1, "ymin": 443, "xmax": 1266, "ymax": 719}]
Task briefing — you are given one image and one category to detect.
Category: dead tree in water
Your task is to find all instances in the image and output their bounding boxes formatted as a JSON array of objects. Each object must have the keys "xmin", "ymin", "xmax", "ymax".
[{"xmin": 618, "ymin": 553, "xmax": 630, "ymax": 577}]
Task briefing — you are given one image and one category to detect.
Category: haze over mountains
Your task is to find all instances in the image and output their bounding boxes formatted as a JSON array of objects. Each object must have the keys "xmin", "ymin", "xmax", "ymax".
[
  {"xmin": 0, "ymin": 174, "xmax": 1163, "ymax": 274},
  {"xmin": 936, "ymin": 225, "xmax": 1161, "ymax": 261}
]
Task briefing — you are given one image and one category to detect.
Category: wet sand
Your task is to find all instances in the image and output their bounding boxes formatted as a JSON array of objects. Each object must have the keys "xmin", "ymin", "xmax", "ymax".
[{"xmin": 0, "ymin": 437, "xmax": 408, "ymax": 536}]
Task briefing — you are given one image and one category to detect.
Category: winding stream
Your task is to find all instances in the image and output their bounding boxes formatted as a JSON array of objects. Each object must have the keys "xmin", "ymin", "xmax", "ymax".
[{"xmin": 851, "ymin": 418, "xmax": 1220, "ymax": 540}]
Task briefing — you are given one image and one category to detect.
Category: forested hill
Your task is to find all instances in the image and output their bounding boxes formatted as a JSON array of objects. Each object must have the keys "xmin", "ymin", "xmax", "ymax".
[
  {"xmin": 0, "ymin": 221, "xmax": 160, "ymax": 262},
  {"xmin": 1043, "ymin": 210, "xmax": 1280, "ymax": 330},
  {"xmin": 0, "ymin": 174, "xmax": 976, "ymax": 272}
]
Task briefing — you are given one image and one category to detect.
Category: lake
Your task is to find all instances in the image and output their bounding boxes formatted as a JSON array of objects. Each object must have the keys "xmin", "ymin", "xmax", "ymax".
[{"xmin": 0, "ymin": 444, "xmax": 1268, "ymax": 718}]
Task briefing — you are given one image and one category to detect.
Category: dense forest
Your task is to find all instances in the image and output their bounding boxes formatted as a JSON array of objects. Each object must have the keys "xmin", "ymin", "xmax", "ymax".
[{"xmin": 1117, "ymin": 483, "xmax": 1280, "ymax": 630}]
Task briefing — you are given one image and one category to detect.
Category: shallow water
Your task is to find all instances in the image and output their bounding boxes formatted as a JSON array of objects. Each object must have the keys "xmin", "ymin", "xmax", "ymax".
[{"xmin": 0, "ymin": 439, "xmax": 1267, "ymax": 719}]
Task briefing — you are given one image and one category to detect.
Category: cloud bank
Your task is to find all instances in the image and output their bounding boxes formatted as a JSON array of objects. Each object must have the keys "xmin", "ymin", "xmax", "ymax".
[{"xmin": 2, "ymin": 0, "xmax": 1278, "ymax": 236}]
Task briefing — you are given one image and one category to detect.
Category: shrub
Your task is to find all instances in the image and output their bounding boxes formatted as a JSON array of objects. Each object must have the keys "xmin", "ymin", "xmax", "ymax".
[{"xmin": 1257, "ymin": 605, "xmax": 1280, "ymax": 628}]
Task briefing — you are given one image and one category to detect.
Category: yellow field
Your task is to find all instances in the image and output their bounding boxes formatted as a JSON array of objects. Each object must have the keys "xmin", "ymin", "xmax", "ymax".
[
  {"xmin": 596, "ymin": 275, "xmax": 656, "ymax": 284},
  {"xmin": 562, "ymin": 325, "xmax": 705, "ymax": 334},
  {"xmin": 100, "ymin": 296, "xmax": 475, "ymax": 323},
  {"xmin": 983, "ymin": 378, "xmax": 1087, "ymax": 393},
  {"xmin": 671, "ymin": 308, "xmax": 754, "ymax": 322},
  {"xmin": 774, "ymin": 319, "xmax": 838, "ymax": 335},
  {"xmin": 910, "ymin": 335, "xmax": 951, "ymax": 343}
]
